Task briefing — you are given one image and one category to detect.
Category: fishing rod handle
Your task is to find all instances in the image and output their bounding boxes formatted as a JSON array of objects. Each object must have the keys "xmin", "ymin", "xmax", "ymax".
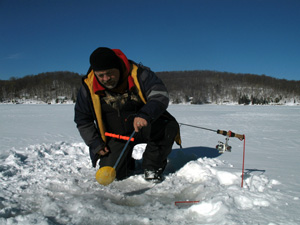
[
  {"xmin": 217, "ymin": 130, "xmax": 244, "ymax": 140},
  {"xmin": 105, "ymin": 132, "xmax": 135, "ymax": 141}
]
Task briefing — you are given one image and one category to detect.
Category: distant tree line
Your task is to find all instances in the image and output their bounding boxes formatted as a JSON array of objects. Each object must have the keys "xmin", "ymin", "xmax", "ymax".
[
  {"xmin": 0, "ymin": 70, "xmax": 299, "ymax": 104},
  {"xmin": 156, "ymin": 70, "xmax": 300, "ymax": 104},
  {"xmin": 0, "ymin": 71, "xmax": 82, "ymax": 103}
]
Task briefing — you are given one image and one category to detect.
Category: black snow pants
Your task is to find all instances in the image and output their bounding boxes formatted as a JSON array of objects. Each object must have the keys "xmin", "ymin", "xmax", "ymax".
[{"xmin": 99, "ymin": 117, "xmax": 179, "ymax": 180}]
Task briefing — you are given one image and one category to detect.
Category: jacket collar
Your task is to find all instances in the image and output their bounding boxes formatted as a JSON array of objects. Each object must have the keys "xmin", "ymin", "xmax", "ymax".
[
  {"xmin": 93, "ymin": 74, "xmax": 135, "ymax": 93},
  {"xmin": 92, "ymin": 49, "xmax": 134, "ymax": 93}
]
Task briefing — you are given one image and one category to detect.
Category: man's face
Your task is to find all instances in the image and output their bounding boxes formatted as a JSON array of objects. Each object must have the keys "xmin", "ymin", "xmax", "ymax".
[{"xmin": 94, "ymin": 68, "xmax": 120, "ymax": 89}]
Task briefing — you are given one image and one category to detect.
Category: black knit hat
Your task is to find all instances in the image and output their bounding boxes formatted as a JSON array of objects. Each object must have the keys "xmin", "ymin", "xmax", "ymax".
[{"xmin": 89, "ymin": 47, "xmax": 122, "ymax": 71}]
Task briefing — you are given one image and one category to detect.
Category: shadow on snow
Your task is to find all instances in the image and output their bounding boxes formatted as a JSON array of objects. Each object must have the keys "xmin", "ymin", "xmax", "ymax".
[{"xmin": 165, "ymin": 146, "xmax": 221, "ymax": 174}]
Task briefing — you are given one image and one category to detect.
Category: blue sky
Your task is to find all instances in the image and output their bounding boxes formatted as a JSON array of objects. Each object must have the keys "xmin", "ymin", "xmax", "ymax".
[{"xmin": 0, "ymin": 0, "xmax": 299, "ymax": 81}]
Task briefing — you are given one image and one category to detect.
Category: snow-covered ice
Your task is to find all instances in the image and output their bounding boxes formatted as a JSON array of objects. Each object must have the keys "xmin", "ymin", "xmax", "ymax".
[{"xmin": 0, "ymin": 104, "xmax": 299, "ymax": 224}]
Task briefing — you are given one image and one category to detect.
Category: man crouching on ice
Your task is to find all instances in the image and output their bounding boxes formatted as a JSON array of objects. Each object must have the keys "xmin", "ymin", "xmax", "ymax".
[{"xmin": 74, "ymin": 47, "xmax": 181, "ymax": 183}]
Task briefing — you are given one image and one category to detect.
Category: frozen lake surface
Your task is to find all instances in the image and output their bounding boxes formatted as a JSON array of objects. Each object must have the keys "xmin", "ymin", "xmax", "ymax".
[{"xmin": 0, "ymin": 104, "xmax": 299, "ymax": 224}]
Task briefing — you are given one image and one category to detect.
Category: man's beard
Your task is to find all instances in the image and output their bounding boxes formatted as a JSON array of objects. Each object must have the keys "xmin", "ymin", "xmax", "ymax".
[{"xmin": 101, "ymin": 79, "xmax": 118, "ymax": 89}]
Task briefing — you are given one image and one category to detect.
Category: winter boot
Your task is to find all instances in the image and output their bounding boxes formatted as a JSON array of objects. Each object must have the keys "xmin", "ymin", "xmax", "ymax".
[{"xmin": 144, "ymin": 168, "xmax": 163, "ymax": 183}]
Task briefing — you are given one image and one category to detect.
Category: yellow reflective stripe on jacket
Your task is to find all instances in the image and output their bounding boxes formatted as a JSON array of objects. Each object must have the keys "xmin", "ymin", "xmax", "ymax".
[
  {"xmin": 131, "ymin": 64, "xmax": 146, "ymax": 104},
  {"xmin": 84, "ymin": 70, "xmax": 106, "ymax": 142}
]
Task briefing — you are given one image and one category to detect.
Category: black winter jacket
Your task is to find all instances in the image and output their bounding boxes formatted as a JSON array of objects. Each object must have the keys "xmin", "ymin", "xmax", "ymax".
[{"xmin": 74, "ymin": 56, "xmax": 171, "ymax": 167}]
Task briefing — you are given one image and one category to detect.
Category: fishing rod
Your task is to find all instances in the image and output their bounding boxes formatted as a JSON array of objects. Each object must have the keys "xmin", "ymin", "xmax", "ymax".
[{"xmin": 179, "ymin": 123, "xmax": 244, "ymax": 153}]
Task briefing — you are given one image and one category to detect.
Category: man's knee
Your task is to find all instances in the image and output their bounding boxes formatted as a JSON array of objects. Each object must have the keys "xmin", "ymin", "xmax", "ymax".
[{"xmin": 164, "ymin": 120, "xmax": 179, "ymax": 143}]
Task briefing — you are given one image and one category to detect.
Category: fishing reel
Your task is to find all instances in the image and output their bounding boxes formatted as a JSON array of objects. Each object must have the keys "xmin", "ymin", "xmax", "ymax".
[{"xmin": 216, "ymin": 137, "xmax": 232, "ymax": 153}]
